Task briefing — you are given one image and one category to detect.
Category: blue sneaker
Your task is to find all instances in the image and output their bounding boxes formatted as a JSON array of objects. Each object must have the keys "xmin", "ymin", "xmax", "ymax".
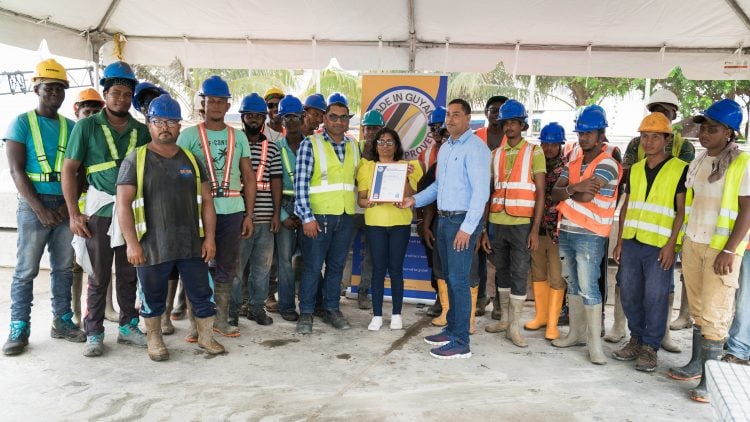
[
  {"xmin": 429, "ymin": 340, "xmax": 472, "ymax": 360},
  {"xmin": 83, "ymin": 333, "xmax": 105, "ymax": 357},
  {"xmin": 424, "ymin": 329, "xmax": 452, "ymax": 346},
  {"xmin": 3, "ymin": 321, "xmax": 30, "ymax": 356},
  {"xmin": 117, "ymin": 318, "xmax": 147, "ymax": 348}
]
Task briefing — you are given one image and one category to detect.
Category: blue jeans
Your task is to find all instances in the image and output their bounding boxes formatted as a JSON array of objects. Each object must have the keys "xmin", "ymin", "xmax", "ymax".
[
  {"xmin": 436, "ymin": 214, "xmax": 481, "ymax": 346},
  {"xmin": 727, "ymin": 250, "xmax": 750, "ymax": 360},
  {"xmin": 275, "ymin": 222, "xmax": 303, "ymax": 314},
  {"xmin": 558, "ymin": 230, "xmax": 607, "ymax": 305},
  {"xmin": 232, "ymin": 222, "xmax": 275, "ymax": 312},
  {"xmin": 138, "ymin": 257, "xmax": 216, "ymax": 318},
  {"xmin": 299, "ymin": 214, "xmax": 353, "ymax": 314},
  {"xmin": 618, "ymin": 239, "xmax": 672, "ymax": 350},
  {"xmin": 10, "ymin": 195, "xmax": 74, "ymax": 322},
  {"xmin": 366, "ymin": 225, "xmax": 410, "ymax": 317}
]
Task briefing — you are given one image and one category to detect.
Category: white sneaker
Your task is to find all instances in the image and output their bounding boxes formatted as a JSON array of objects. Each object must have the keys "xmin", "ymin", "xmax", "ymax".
[
  {"xmin": 368, "ymin": 316, "xmax": 383, "ymax": 331},
  {"xmin": 390, "ymin": 315, "xmax": 403, "ymax": 330}
]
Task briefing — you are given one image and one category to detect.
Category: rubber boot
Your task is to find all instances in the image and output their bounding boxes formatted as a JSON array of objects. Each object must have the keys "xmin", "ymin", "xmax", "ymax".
[
  {"xmin": 469, "ymin": 286, "xmax": 478, "ymax": 334},
  {"xmin": 552, "ymin": 295, "xmax": 587, "ymax": 348},
  {"xmin": 586, "ymin": 303, "xmax": 607, "ymax": 364},
  {"xmin": 144, "ymin": 317, "xmax": 169, "ymax": 361},
  {"xmin": 668, "ymin": 326, "xmax": 704, "ymax": 381},
  {"xmin": 431, "ymin": 279, "xmax": 450, "ymax": 327},
  {"xmin": 507, "ymin": 296, "xmax": 528, "ymax": 347},
  {"xmin": 604, "ymin": 286, "xmax": 627, "ymax": 343},
  {"xmin": 485, "ymin": 289, "xmax": 510, "ymax": 333},
  {"xmin": 491, "ymin": 294, "xmax": 502, "ymax": 320},
  {"xmin": 689, "ymin": 338, "xmax": 725, "ymax": 403},
  {"xmin": 212, "ymin": 283, "xmax": 240, "ymax": 337},
  {"xmin": 161, "ymin": 279, "xmax": 177, "ymax": 335},
  {"xmin": 524, "ymin": 281, "xmax": 550, "ymax": 330},
  {"xmin": 670, "ymin": 282, "xmax": 693, "ymax": 330},
  {"xmin": 71, "ymin": 270, "xmax": 83, "ymax": 327},
  {"xmin": 661, "ymin": 293, "xmax": 681, "ymax": 353},
  {"xmin": 184, "ymin": 296, "xmax": 198, "ymax": 343},
  {"xmin": 426, "ymin": 285, "xmax": 442, "ymax": 317},
  {"xmin": 545, "ymin": 288, "xmax": 565, "ymax": 340},
  {"xmin": 196, "ymin": 316, "xmax": 226, "ymax": 355},
  {"xmin": 104, "ymin": 280, "xmax": 119, "ymax": 322}
]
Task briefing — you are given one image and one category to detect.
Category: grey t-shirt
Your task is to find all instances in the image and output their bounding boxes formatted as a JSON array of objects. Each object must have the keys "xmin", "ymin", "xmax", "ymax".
[{"xmin": 117, "ymin": 147, "xmax": 208, "ymax": 266}]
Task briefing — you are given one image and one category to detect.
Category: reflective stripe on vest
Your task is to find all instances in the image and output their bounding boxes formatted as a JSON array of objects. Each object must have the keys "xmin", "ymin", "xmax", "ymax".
[
  {"xmin": 197, "ymin": 123, "xmax": 241, "ymax": 197},
  {"xmin": 25, "ymin": 111, "xmax": 68, "ymax": 182},
  {"xmin": 420, "ymin": 143, "xmax": 439, "ymax": 172},
  {"xmin": 309, "ymin": 134, "xmax": 359, "ymax": 215},
  {"xmin": 622, "ymin": 158, "xmax": 687, "ymax": 247},
  {"xmin": 254, "ymin": 139, "xmax": 271, "ymax": 191},
  {"xmin": 133, "ymin": 145, "xmax": 204, "ymax": 241},
  {"xmin": 86, "ymin": 125, "xmax": 137, "ymax": 175},
  {"xmin": 280, "ymin": 144, "xmax": 295, "ymax": 196},
  {"xmin": 566, "ymin": 142, "xmax": 619, "ymax": 163},
  {"xmin": 489, "ymin": 141, "xmax": 536, "ymax": 217},
  {"xmin": 557, "ymin": 152, "xmax": 622, "ymax": 237}
]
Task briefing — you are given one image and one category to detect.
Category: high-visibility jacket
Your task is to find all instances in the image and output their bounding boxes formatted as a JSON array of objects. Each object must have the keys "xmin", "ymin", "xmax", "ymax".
[
  {"xmin": 683, "ymin": 152, "xmax": 750, "ymax": 254},
  {"xmin": 133, "ymin": 145, "xmax": 204, "ymax": 241},
  {"xmin": 309, "ymin": 134, "xmax": 359, "ymax": 215},
  {"xmin": 489, "ymin": 140, "xmax": 537, "ymax": 217},
  {"xmin": 197, "ymin": 123, "xmax": 241, "ymax": 197},
  {"xmin": 24, "ymin": 110, "xmax": 67, "ymax": 182},
  {"xmin": 280, "ymin": 143, "xmax": 295, "ymax": 196},
  {"xmin": 622, "ymin": 158, "xmax": 687, "ymax": 247},
  {"xmin": 85, "ymin": 125, "xmax": 137, "ymax": 175},
  {"xmin": 252, "ymin": 139, "xmax": 271, "ymax": 191},
  {"xmin": 419, "ymin": 142, "xmax": 439, "ymax": 172},
  {"xmin": 557, "ymin": 152, "xmax": 622, "ymax": 237},
  {"xmin": 565, "ymin": 142, "xmax": 620, "ymax": 163}
]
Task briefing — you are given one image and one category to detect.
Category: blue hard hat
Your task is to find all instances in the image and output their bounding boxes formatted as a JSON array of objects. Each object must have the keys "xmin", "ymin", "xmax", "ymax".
[
  {"xmin": 99, "ymin": 61, "xmax": 137, "ymax": 86},
  {"xmin": 429, "ymin": 106, "xmax": 446, "ymax": 125},
  {"xmin": 575, "ymin": 105, "xmax": 608, "ymax": 132},
  {"xmin": 327, "ymin": 92, "xmax": 348, "ymax": 108},
  {"xmin": 133, "ymin": 82, "xmax": 167, "ymax": 111},
  {"xmin": 539, "ymin": 122, "xmax": 566, "ymax": 144},
  {"xmin": 304, "ymin": 94, "xmax": 327, "ymax": 112},
  {"xmin": 497, "ymin": 99, "xmax": 528, "ymax": 123},
  {"xmin": 693, "ymin": 98, "xmax": 743, "ymax": 132},
  {"xmin": 147, "ymin": 94, "xmax": 182, "ymax": 120},
  {"xmin": 279, "ymin": 95, "xmax": 304, "ymax": 116},
  {"xmin": 200, "ymin": 75, "xmax": 231, "ymax": 98},
  {"xmin": 239, "ymin": 93, "xmax": 268, "ymax": 114}
]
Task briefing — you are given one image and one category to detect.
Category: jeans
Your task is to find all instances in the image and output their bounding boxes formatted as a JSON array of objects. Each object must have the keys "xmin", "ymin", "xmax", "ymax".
[
  {"xmin": 558, "ymin": 230, "xmax": 607, "ymax": 306},
  {"xmin": 344, "ymin": 214, "xmax": 372, "ymax": 291},
  {"xmin": 618, "ymin": 239, "xmax": 672, "ymax": 350},
  {"xmin": 436, "ymin": 214, "xmax": 481, "ymax": 346},
  {"xmin": 213, "ymin": 213, "xmax": 244, "ymax": 285},
  {"xmin": 727, "ymin": 250, "xmax": 750, "ymax": 360},
  {"xmin": 299, "ymin": 214, "xmax": 353, "ymax": 314},
  {"xmin": 138, "ymin": 257, "xmax": 216, "ymax": 318},
  {"xmin": 366, "ymin": 225, "xmax": 410, "ymax": 317},
  {"xmin": 276, "ymin": 222, "xmax": 304, "ymax": 314},
  {"xmin": 489, "ymin": 223, "xmax": 531, "ymax": 296},
  {"xmin": 232, "ymin": 222, "xmax": 275, "ymax": 312},
  {"xmin": 10, "ymin": 195, "xmax": 74, "ymax": 322}
]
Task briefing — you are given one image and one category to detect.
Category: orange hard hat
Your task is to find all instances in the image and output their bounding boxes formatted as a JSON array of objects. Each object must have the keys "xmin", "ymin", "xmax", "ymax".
[
  {"xmin": 638, "ymin": 112, "xmax": 672, "ymax": 134},
  {"xmin": 73, "ymin": 88, "xmax": 105, "ymax": 113}
]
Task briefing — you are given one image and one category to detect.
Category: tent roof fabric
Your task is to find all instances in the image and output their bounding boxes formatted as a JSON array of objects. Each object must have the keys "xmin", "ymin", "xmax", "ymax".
[{"xmin": 1, "ymin": 0, "xmax": 750, "ymax": 79}]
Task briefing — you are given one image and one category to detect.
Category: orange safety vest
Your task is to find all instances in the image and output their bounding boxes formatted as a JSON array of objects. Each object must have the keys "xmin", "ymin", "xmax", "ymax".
[
  {"xmin": 489, "ymin": 142, "xmax": 536, "ymax": 217},
  {"xmin": 197, "ymin": 123, "xmax": 241, "ymax": 197},
  {"xmin": 557, "ymin": 152, "xmax": 622, "ymax": 237},
  {"xmin": 419, "ymin": 143, "xmax": 439, "ymax": 172},
  {"xmin": 565, "ymin": 142, "xmax": 620, "ymax": 162},
  {"xmin": 475, "ymin": 127, "xmax": 508, "ymax": 148},
  {"xmin": 253, "ymin": 139, "xmax": 271, "ymax": 191}
]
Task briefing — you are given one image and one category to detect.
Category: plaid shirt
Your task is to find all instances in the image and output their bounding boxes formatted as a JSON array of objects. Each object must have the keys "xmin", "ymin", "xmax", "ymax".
[{"xmin": 294, "ymin": 130, "xmax": 354, "ymax": 223}]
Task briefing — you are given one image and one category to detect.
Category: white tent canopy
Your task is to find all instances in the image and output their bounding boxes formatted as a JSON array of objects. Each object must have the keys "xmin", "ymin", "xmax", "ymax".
[{"xmin": 1, "ymin": 0, "xmax": 750, "ymax": 79}]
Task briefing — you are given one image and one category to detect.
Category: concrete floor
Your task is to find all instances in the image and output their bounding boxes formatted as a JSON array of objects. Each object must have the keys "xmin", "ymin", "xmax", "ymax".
[{"xmin": 0, "ymin": 268, "xmax": 713, "ymax": 421}]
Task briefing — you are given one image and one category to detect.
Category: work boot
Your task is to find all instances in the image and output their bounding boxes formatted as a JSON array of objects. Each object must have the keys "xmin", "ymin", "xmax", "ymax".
[
  {"xmin": 296, "ymin": 313, "xmax": 313, "ymax": 334},
  {"xmin": 162, "ymin": 279, "xmax": 178, "ymax": 335},
  {"xmin": 585, "ymin": 304, "xmax": 607, "ymax": 365},
  {"xmin": 184, "ymin": 297, "xmax": 198, "ymax": 343},
  {"xmin": 524, "ymin": 281, "xmax": 550, "ymax": 330},
  {"xmin": 83, "ymin": 333, "xmax": 105, "ymax": 357},
  {"xmin": 51, "ymin": 312, "xmax": 86, "ymax": 342},
  {"xmin": 552, "ymin": 295, "xmax": 587, "ymax": 348},
  {"xmin": 668, "ymin": 327, "xmax": 703, "ymax": 381},
  {"xmin": 144, "ymin": 317, "xmax": 169, "ymax": 361},
  {"xmin": 358, "ymin": 288, "xmax": 372, "ymax": 310},
  {"xmin": 117, "ymin": 317, "xmax": 147, "ymax": 348},
  {"xmin": 689, "ymin": 338, "xmax": 724, "ymax": 403},
  {"xmin": 212, "ymin": 283, "xmax": 240, "ymax": 337},
  {"xmin": 248, "ymin": 308, "xmax": 273, "ymax": 326},
  {"xmin": 470, "ymin": 286, "xmax": 478, "ymax": 334},
  {"xmin": 323, "ymin": 310, "xmax": 351, "ymax": 330},
  {"xmin": 426, "ymin": 286, "xmax": 442, "ymax": 317},
  {"xmin": 485, "ymin": 289, "xmax": 510, "ymax": 333},
  {"xmin": 661, "ymin": 293, "xmax": 681, "ymax": 353},
  {"xmin": 721, "ymin": 354, "xmax": 750, "ymax": 365},
  {"xmin": 491, "ymin": 294, "xmax": 502, "ymax": 320},
  {"xmin": 196, "ymin": 316, "xmax": 225, "ymax": 355},
  {"xmin": 280, "ymin": 310, "xmax": 300, "ymax": 322},
  {"xmin": 475, "ymin": 296, "xmax": 489, "ymax": 317},
  {"xmin": 3, "ymin": 321, "xmax": 30, "ymax": 356},
  {"xmin": 71, "ymin": 270, "xmax": 83, "ymax": 327},
  {"xmin": 432, "ymin": 279, "xmax": 450, "ymax": 327},
  {"xmin": 612, "ymin": 337, "xmax": 640, "ymax": 361},
  {"xmin": 238, "ymin": 300, "xmax": 250, "ymax": 317},
  {"xmin": 507, "ymin": 296, "xmax": 528, "ymax": 348},
  {"xmin": 105, "ymin": 281, "xmax": 119, "ymax": 322},
  {"xmin": 670, "ymin": 281, "xmax": 693, "ymax": 330},
  {"xmin": 635, "ymin": 344, "xmax": 658, "ymax": 372},
  {"xmin": 604, "ymin": 286, "xmax": 627, "ymax": 343},
  {"xmin": 545, "ymin": 288, "xmax": 565, "ymax": 340},
  {"xmin": 265, "ymin": 294, "xmax": 279, "ymax": 313}
]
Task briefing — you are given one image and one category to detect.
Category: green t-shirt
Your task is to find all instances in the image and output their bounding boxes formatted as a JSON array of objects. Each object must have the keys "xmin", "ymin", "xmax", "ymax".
[
  {"xmin": 65, "ymin": 109, "xmax": 150, "ymax": 216},
  {"xmin": 176, "ymin": 125, "xmax": 251, "ymax": 215},
  {"xmin": 489, "ymin": 138, "xmax": 547, "ymax": 225}
]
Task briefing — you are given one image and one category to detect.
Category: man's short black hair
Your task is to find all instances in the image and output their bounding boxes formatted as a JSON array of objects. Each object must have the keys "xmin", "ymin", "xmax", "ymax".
[
  {"xmin": 448, "ymin": 98, "xmax": 471, "ymax": 115},
  {"xmin": 485, "ymin": 96, "xmax": 508, "ymax": 109}
]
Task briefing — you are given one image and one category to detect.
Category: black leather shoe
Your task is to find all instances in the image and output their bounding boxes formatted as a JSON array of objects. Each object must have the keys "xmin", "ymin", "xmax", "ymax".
[
  {"xmin": 248, "ymin": 309, "xmax": 274, "ymax": 326},
  {"xmin": 323, "ymin": 310, "xmax": 351, "ymax": 330},
  {"xmin": 280, "ymin": 311, "xmax": 299, "ymax": 322}
]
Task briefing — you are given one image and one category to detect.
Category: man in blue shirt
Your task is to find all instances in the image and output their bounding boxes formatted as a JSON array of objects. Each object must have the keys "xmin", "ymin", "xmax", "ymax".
[{"xmin": 402, "ymin": 99, "xmax": 491, "ymax": 359}]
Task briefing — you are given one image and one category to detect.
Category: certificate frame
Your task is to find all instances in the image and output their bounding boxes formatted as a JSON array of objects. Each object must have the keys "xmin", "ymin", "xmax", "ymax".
[{"xmin": 368, "ymin": 162, "xmax": 408, "ymax": 203}]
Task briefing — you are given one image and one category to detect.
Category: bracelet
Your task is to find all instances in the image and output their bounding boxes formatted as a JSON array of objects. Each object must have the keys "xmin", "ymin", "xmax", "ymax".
[
  {"xmin": 721, "ymin": 249, "xmax": 736, "ymax": 255},
  {"xmin": 565, "ymin": 186, "xmax": 573, "ymax": 196}
]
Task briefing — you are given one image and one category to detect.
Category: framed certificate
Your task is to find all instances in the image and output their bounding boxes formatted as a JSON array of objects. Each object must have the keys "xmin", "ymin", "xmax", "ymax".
[{"xmin": 369, "ymin": 162, "xmax": 408, "ymax": 202}]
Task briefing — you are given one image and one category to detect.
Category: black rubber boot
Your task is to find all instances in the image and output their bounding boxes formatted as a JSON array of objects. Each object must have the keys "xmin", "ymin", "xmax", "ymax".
[
  {"xmin": 668, "ymin": 326, "xmax": 703, "ymax": 381},
  {"xmin": 689, "ymin": 338, "xmax": 725, "ymax": 403}
]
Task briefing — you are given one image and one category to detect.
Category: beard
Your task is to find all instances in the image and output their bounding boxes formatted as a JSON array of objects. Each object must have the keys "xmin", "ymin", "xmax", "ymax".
[
  {"xmin": 109, "ymin": 108, "xmax": 130, "ymax": 118},
  {"xmin": 244, "ymin": 124, "xmax": 261, "ymax": 136}
]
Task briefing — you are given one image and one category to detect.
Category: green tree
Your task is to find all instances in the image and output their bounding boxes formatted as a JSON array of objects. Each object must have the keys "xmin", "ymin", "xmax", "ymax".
[
  {"xmin": 536, "ymin": 76, "xmax": 645, "ymax": 108},
  {"xmin": 302, "ymin": 68, "xmax": 361, "ymax": 114}
]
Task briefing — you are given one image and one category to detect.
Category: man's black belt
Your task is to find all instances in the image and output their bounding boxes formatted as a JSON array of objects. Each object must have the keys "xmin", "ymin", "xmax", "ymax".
[{"xmin": 437, "ymin": 210, "xmax": 467, "ymax": 217}]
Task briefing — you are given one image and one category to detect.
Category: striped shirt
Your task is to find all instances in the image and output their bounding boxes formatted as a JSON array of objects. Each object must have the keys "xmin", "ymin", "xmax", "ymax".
[
  {"xmin": 558, "ymin": 156, "xmax": 619, "ymax": 235},
  {"xmin": 250, "ymin": 136, "xmax": 282, "ymax": 223}
]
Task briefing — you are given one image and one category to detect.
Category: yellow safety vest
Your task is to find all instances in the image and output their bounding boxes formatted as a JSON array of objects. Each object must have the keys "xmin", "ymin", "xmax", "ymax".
[
  {"xmin": 309, "ymin": 134, "xmax": 359, "ymax": 215},
  {"xmin": 622, "ymin": 158, "xmax": 687, "ymax": 247},
  {"xmin": 86, "ymin": 125, "xmax": 137, "ymax": 175},
  {"xmin": 133, "ymin": 145, "xmax": 204, "ymax": 241},
  {"xmin": 25, "ymin": 110, "xmax": 67, "ymax": 182},
  {"xmin": 280, "ymin": 145, "xmax": 295, "ymax": 196}
]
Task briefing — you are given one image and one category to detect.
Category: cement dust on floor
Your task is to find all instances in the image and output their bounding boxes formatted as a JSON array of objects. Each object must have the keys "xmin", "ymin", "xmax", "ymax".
[{"xmin": 0, "ymin": 268, "xmax": 711, "ymax": 421}]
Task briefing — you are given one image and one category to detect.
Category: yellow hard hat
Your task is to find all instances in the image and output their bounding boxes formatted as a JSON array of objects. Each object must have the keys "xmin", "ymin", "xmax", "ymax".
[
  {"xmin": 263, "ymin": 87, "xmax": 285, "ymax": 100},
  {"xmin": 638, "ymin": 112, "xmax": 672, "ymax": 134},
  {"xmin": 31, "ymin": 59, "xmax": 69, "ymax": 88},
  {"xmin": 73, "ymin": 88, "xmax": 105, "ymax": 113}
]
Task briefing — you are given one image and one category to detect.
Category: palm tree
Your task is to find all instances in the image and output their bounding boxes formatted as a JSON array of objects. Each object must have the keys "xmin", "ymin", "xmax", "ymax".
[{"xmin": 302, "ymin": 68, "xmax": 361, "ymax": 114}]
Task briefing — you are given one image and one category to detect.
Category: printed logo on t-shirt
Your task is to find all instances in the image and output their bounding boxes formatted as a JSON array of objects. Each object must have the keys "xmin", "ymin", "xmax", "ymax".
[{"xmin": 178, "ymin": 166, "xmax": 195, "ymax": 178}]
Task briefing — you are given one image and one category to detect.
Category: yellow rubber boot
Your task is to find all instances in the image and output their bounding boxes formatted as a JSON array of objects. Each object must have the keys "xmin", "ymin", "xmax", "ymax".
[
  {"xmin": 470, "ymin": 286, "xmax": 478, "ymax": 334},
  {"xmin": 431, "ymin": 279, "xmax": 450, "ymax": 327},
  {"xmin": 524, "ymin": 281, "xmax": 550, "ymax": 330},
  {"xmin": 545, "ymin": 288, "xmax": 565, "ymax": 340}
]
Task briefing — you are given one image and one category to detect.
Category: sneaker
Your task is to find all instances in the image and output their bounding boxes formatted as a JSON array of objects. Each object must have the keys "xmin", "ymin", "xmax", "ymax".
[
  {"xmin": 51, "ymin": 312, "xmax": 86, "ymax": 342},
  {"xmin": 280, "ymin": 311, "xmax": 300, "ymax": 322},
  {"xmin": 390, "ymin": 315, "xmax": 403, "ymax": 330},
  {"xmin": 430, "ymin": 340, "xmax": 472, "ymax": 360},
  {"xmin": 3, "ymin": 321, "xmax": 30, "ymax": 356},
  {"xmin": 424, "ymin": 330, "xmax": 452, "ymax": 346},
  {"xmin": 83, "ymin": 333, "xmax": 105, "ymax": 357},
  {"xmin": 635, "ymin": 344, "xmax": 658, "ymax": 372},
  {"xmin": 296, "ymin": 313, "xmax": 313, "ymax": 334},
  {"xmin": 722, "ymin": 353, "xmax": 750, "ymax": 365},
  {"xmin": 322, "ymin": 310, "xmax": 351, "ymax": 330},
  {"xmin": 368, "ymin": 316, "xmax": 383, "ymax": 331},
  {"xmin": 612, "ymin": 337, "xmax": 640, "ymax": 361},
  {"xmin": 248, "ymin": 309, "xmax": 274, "ymax": 326},
  {"xmin": 117, "ymin": 318, "xmax": 147, "ymax": 348}
]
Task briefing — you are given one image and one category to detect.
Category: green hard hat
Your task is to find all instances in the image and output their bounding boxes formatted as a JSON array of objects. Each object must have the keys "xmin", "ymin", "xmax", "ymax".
[{"xmin": 362, "ymin": 109, "xmax": 385, "ymax": 126}]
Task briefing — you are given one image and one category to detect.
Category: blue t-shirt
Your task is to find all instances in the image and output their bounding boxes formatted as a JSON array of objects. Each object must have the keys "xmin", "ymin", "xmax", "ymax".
[{"xmin": 3, "ymin": 111, "xmax": 76, "ymax": 195}]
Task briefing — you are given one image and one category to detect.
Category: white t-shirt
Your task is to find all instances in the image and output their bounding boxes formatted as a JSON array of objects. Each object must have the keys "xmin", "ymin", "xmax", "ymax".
[{"xmin": 264, "ymin": 124, "xmax": 284, "ymax": 144}]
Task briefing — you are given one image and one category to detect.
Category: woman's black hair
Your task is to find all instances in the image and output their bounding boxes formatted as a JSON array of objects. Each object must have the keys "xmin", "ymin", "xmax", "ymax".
[{"xmin": 369, "ymin": 127, "xmax": 404, "ymax": 161}]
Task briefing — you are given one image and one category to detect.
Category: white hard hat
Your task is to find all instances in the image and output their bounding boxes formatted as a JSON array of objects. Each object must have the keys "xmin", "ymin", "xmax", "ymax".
[{"xmin": 647, "ymin": 89, "xmax": 679, "ymax": 110}]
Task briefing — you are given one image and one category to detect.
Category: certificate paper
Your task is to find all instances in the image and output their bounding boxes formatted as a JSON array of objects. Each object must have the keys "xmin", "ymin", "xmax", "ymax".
[{"xmin": 369, "ymin": 162, "xmax": 408, "ymax": 202}]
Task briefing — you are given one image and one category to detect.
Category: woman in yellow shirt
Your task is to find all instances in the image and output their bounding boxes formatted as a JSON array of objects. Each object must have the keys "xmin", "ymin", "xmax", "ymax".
[{"xmin": 357, "ymin": 128, "xmax": 423, "ymax": 331}]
